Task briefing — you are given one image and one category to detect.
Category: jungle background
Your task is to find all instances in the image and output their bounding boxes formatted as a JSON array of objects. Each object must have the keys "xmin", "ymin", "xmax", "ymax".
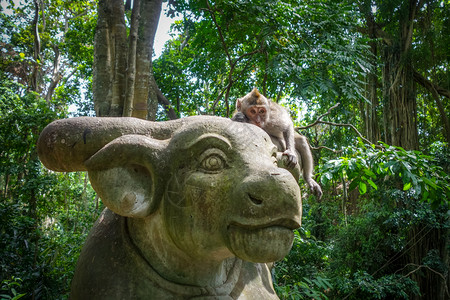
[{"xmin": 0, "ymin": 0, "xmax": 449, "ymax": 299}]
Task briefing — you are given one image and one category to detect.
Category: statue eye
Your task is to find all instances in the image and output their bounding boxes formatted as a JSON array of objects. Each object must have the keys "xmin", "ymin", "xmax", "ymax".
[
  {"xmin": 198, "ymin": 149, "xmax": 227, "ymax": 173},
  {"xmin": 201, "ymin": 155, "xmax": 224, "ymax": 172}
]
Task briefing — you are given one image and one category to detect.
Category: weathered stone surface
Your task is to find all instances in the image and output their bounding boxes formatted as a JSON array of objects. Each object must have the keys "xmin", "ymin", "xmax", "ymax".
[{"xmin": 37, "ymin": 116, "xmax": 302, "ymax": 299}]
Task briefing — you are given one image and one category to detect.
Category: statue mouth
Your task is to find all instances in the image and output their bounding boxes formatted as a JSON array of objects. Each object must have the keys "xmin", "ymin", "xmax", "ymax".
[
  {"xmin": 226, "ymin": 219, "xmax": 298, "ymax": 263},
  {"xmin": 229, "ymin": 218, "xmax": 300, "ymax": 231}
]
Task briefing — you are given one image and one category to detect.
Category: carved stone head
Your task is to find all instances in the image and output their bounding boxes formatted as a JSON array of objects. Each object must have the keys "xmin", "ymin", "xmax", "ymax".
[{"xmin": 38, "ymin": 116, "xmax": 301, "ymax": 299}]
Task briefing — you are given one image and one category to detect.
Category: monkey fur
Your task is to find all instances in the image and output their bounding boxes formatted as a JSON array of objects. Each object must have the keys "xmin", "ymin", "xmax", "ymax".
[{"xmin": 232, "ymin": 88, "xmax": 322, "ymax": 199}]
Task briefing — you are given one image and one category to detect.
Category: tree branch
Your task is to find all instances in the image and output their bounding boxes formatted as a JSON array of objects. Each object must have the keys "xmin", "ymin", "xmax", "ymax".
[
  {"xmin": 296, "ymin": 102, "xmax": 340, "ymax": 130},
  {"xmin": 61, "ymin": 67, "xmax": 79, "ymax": 85},
  {"xmin": 234, "ymin": 49, "xmax": 260, "ymax": 64},
  {"xmin": 212, "ymin": 86, "xmax": 229, "ymax": 113},
  {"xmin": 400, "ymin": 263, "xmax": 449, "ymax": 299},
  {"xmin": 357, "ymin": 24, "xmax": 392, "ymax": 46},
  {"xmin": 317, "ymin": 120, "xmax": 384, "ymax": 149},
  {"xmin": 211, "ymin": 49, "xmax": 260, "ymax": 113},
  {"xmin": 31, "ymin": 0, "xmax": 41, "ymax": 92},
  {"xmin": 156, "ymin": 87, "xmax": 178, "ymax": 120},
  {"xmin": 45, "ymin": 45, "xmax": 62, "ymax": 103},
  {"xmin": 413, "ymin": 70, "xmax": 450, "ymax": 99},
  {"xmin": 204, "ymin": 1, "xmax": 261, "ymax": 115},
  {"xmin": 413, "ymin": 70, "xmax": 450, "ymax": 144},
  {"xmin": 296, "ymin": 103, "xmax": 384, "ymax": 150},
  {"xmin": 204, "ymin": 0, "xmax": 232, "ymax": 65},
  {"xmin": 311, "ymin": 145, "xmax": 343, "ymax": 154}
]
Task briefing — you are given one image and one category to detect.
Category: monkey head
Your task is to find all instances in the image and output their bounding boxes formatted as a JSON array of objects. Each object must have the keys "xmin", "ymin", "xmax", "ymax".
[{"xmin": 236, "ymin": 88, "xmax": 270, "ymax": 128}]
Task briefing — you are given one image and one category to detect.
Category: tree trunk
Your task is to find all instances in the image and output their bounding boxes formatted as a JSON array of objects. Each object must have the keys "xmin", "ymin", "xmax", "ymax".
[
  {"xmin": 93, "ymin": 0, "xmax": 162, "ymax": 119},
  {"xmin": 46, "ymin": 45, "xmax": 62, "ymax": 103},
  {"xmin": 30, "ymin": 0, "xmax": 41, "ymax": 93},
  {"xmin": 381, "ymin": 1, "xmax": 420, "ymax": 150},
  {"xmin": 382, "ymin": 47, "xmax": 419, "ymax": 150},
  {"xmin": 123, "ymin": 0, "xmax": 141, "ymax": 117},
  {"xmin": 406, "ymin": 225, "xmax": 449, "ymax": 300},
  {"xmin": 360, "ymin": 2, "xmax": 448, "ymax": 298},
  {"xmin": 132, "ymin": 0, "xmax": 162, "ymax": 120},
  {"xmin": 413, "ymin": 71, "xmax": 450, "ymax": 144},
  {"xmin": 93, "ymin": 0, "xmax": 114, "ymax": 116},
  {"xmin": 364, "ymin": 11, "xmax": 380, "ymax": 144},
  {"xmin": 110, "ymin": 0, "xmax": 128, "ymax": 117}
]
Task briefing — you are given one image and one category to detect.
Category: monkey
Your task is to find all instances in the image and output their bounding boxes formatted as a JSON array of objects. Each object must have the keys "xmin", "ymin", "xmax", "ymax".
[
  {"xmin": 293, "ymin": 132, "xmax": 322, "ymax": 199},
  {"xmin": 232, "ymin": 88, "xmax": 322, "ymax": 199},
  {"xmin": 232, "ymin": 88, "xmax": 298, "ymax": 168}
]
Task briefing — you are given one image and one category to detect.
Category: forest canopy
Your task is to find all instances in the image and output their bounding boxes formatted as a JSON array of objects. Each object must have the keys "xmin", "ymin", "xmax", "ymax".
[{"xmin": 0, "ymin": 0, "xmax": 449, "ymax": 299}]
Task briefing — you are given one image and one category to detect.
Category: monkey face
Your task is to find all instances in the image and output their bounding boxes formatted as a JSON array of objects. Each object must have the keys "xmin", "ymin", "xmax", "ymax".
[{"xmin": 245, "ymin": 105, "xmax": 268, "ymax": 127}]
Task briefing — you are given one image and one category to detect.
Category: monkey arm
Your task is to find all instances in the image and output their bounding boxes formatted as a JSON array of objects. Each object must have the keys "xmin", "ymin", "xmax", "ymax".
[
  {"xmin": 284, "ymin": 124, "xmax": 297, "ymax": 154},
  {"xmin": 282, "ymin": 124, "xmax": 298, "ymax": 169},
  {"xmin": 294, "ymin": 133, "xmax": 323, "ymax": 200},
  {"xmin": 294, "ymin": 133, "xmax": 313, "ymax": 178},
  {"xmin": 231, "ymin": 112, "xmax": 249, "ymax": 123}
]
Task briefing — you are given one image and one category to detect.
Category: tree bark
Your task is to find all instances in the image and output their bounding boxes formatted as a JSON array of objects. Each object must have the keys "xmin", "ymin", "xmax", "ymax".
[
  {"xmin": 413, "ymin": 71, "xmax": 450, "ymax": 144},
  {"xmin": 156, "ymin": 86, "xmax": 178, "ymax": 120},
  {"xmin": 45, "ymin": 45, "xmax": 62, "ymax": 103},
  {"xmin": 382, "ymin": 48, "xmax": 419, "ymax": 150},
  {"xmin": 93, "ymin": 0, "xmax": 113, "ymax": 116},
  {"xmin": 133, "ymin": 0, "xmax": 162, "ymax": 120},
  {"xmin": 94, "ymin": 0, "xmax": 163, "ymax": 119},
  {"xmin": 380, "ymin": 1, "xmax": 421, "ymax": 150},
  {"xmin": 364, "ymin": 10, "xmax": 380, "ymax": 143},
  {"xmin": 109, "ymin": 0, "xmax": 128, "ymax": 117},
  {"xmin": 31, "ymin": 0, "xmax": 41, "ymax": 93},
  {"xmin": 406, "ymin": 225, "xmax": 449, "ymax": 300},
  {"xmin": 123, "ymin": 0, "xmax": 141, "ymax": 117}
]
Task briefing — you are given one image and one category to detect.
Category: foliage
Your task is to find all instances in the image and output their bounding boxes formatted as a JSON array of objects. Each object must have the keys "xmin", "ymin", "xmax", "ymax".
[
  {"xmin": 1, "ymin": 0, "xmax": 449, "ymax": 298},
  {"xmin": 333, "ymin": 271, "xmax": 419, "ymax": 300},
  {"xmin": 1, "ymin": 276, "xmax": 25, "ymax": 300},
  {"xmin": 276, "ymin": 227, "xmax": 330, "ymax": 282},
  {"xmin": 320, "ymin": 141, "xmax": 450, "ymax": 208},
  {"xmin": 275, "ymin": 275, "xmax": 332, "ymax": 300},
  {"xmin": 154, "ymin": 31, "xmax": 207, "ymax": 119},
  {"xmin": 275, "ymin": 142, "xmax": 449, "ymax": 299},
  {"xmin": 0, "ymin": 0, "xmax": 96, "ymax": 116},
  {"xmin": 275, "ymin": 228, "xmax": 332, "ymax": 299},
  {"xmin": 1, "ymin": 3, "xmax": 98, "ymax": 295},
  {"xmin": 0, "ymin": 74, "xmax": 101, "ymax": 298},
  {"xmin": 158, "ymin": 0, "xmax": 371, "ymax": 118}
]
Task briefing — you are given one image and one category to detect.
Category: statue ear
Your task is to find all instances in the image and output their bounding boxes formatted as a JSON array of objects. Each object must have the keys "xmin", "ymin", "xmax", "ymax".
[{"xmin": 84, "ymin": 135, "xmax": 168, "ymax": 217}]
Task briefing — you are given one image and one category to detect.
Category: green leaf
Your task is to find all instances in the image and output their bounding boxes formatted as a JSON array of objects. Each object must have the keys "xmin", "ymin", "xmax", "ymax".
[
  {"xmin": 422, "ymin": 177, "xmax": 438, "ymax": 189},
  {"xmin": 363, "ymin": 168, "xmax": 376, "ymax": 179},
  {"xmin": 12, "ymin": 294, "xmax": 26, "ymax": 300},
  {"xmin": 367, "ymin": 179, "xmax": 378, "ymax": 190},
  {"xmin": 403, "ymin": 182, "xmax": 412, "ymax": 191},
  {"xmin": 359, "ymin": 181, "xmax": 367, "ymax": 194},
  {"xmin": 320, "ymin": 172, "xmax": 333, "ymax": 185}
]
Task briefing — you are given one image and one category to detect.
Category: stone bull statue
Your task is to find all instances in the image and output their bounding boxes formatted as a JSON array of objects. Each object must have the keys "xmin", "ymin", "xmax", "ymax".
[{"xmin": 37, "ymin": 116, "xmax": 302, "ymax": 299}]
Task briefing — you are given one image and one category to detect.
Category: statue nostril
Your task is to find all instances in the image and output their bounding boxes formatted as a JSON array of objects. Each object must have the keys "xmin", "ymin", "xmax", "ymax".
[{"xmin": 248, "ymin": 194, "xmax": 263, "ymax": 205}]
